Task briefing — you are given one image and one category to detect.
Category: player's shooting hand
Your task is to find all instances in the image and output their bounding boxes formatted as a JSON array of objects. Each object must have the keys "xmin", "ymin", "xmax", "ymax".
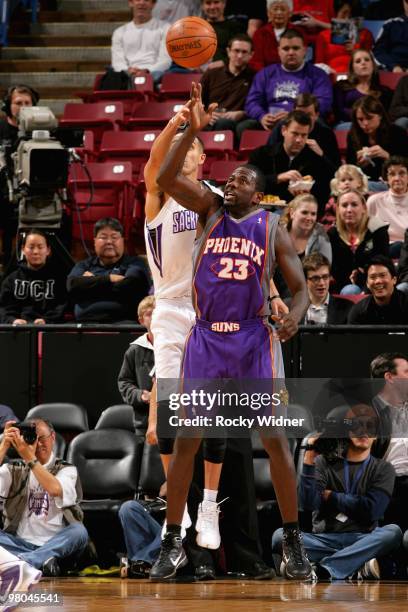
[
  {"xmin": 271, "ymin": 312, "xmax": 298, "ymax": 342},
  {"xmin": 189, "ymin": 82, "xmax": 218, "ymax": 132},
  {"xmin": 170, "ymin": 101, "xmax": 191, "ymax": 128}
]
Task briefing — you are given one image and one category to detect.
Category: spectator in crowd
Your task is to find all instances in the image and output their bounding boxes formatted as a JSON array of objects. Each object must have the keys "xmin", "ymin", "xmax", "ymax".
[
  {"xmin": 267, "ymin": 93, "xmax": 341, "ymax": 173},
  {"xmin": 370, "ymin": 352, "xmax": 408, "ymax": 531},
  {"xmin": 333, "ymin": 50, "xmax": 393, "ymax": 128},
  {"xmin": 117, "ymin": 295, "xmax": 155, "ymax": 432},
  {"xmin": 397, "ymin": 229, "xmax": 408, "ymax": 293},
  {"xmin": 373, "ymin": 1, "xmax": 408, "ymax": 72},
  {"xmin": 389, "ymin": 74, "xmax": 408, "ymax": 130},
  {"xmin": 67, "ymin": 217, "xmax": 150, "ymax": 323},
  {"xmin": 244, "ymin": 29, "xmax": 333, "ymax": 134},
  {"xmin": 200, "ymin": 33, "xmax": 255, "ymax": 141},
  {"xmin": 0, "ymin": 85, "xmax": 39, "ymax": 267},
  {"xmin": 249, "ymin": 0, "xmax": 297, "ymax": 71},
  {"xmin": 0, "ymin": 419, "xmax": 88, "ymax": 578},
  {"xmin": 346, "ymin": 95, "xmax": 408, "ymax": 191},
  {"xmin": 348, "ymin": 255, "xmax": 408, "ymax": 324},
  {"xmin": 0, "ymin": 229, "xmax": 68, "ymax": 325},
  {"xmin": 300, "ymin": 252, "xmax": 353, "ymax": 324},
  {"xmin": 153, "ymin": 0, "xmax": 200, "ymax": 22},
  {"xmin": 315, "ymin": 2, "xmax": 374, "ymax": 74},
  {"xmin": 367, "ymin": 156, "xmax": 408, "ymax": 258},
  {"xmin": 291, "ymin": 0, "xmax": 333, "ymax": 46},
  {"xmin": 364, "ymin": 0, "xmax": 402, "ymax": 20},
  {"xmin": 321, "ymin": 164, "xmax": 369, "ymax": 230},
  {"xmin": 272, "ymin": 403, "xmax": 402, "ymax": 581},
  {"xmin": 224, "ymin": 0, "xmax": 267, "ymax": 38},
  {"xmin": 249, "ymin": 110, "xmax": 332, "ymax": 215},
  {"xmin": 200, "ymin": 0, "xmax": 245, "ymax": 68},
  {"xmin": 111, "ymin": 0, "xmax": 171, "ymax": 83},
  {"xmin": 328, "ymin": 190, "xmax": 389, "ymax": 294}
]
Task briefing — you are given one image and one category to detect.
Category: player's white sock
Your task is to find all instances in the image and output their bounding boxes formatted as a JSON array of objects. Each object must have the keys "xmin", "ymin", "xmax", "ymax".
[{"xmin": 203, "ymin": 488, "xmax": 217, "ymax": 503}]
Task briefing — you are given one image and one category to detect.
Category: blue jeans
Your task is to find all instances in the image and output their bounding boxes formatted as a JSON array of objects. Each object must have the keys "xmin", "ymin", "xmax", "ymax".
[
  {"xmin": 272, "ymin": 525, "xmax": 402, "ymax": 579},
  {"xmin": 118, "ymin": 500, "xmax": 161, "ymax": 564},
  {"xmin": 0, "ymin": 523, "xmax": 89, "ymax": 569}
]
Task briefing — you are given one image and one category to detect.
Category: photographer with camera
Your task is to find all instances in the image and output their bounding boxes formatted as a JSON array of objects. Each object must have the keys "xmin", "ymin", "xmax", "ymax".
[
  {"xmin": 272, "ymin": 404, "xmax": 402, "ymax": 581},
  {"xmin": 0, "ymin": 418, "xmax": 88, "ymax": 586}
]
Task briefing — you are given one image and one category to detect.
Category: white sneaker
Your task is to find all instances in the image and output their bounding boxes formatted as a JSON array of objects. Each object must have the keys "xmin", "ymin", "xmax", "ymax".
[
  {"xmin": 161, "ymin": 506, "xmax": 192, "ymax": 540},
  {"xmin": 360, "ymin": 558, "xmax": 380, "ymax": 580},
  {"xmin": 0, "ymin": 560, "xmax": 42, "ymax": 612},
  {"xmin": 195, "ymin": 500, "xmax": 221, "ymax": 550}
]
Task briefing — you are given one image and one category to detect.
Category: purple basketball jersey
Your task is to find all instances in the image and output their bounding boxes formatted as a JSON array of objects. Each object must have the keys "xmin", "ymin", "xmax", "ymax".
[{"xmin": 192, "ymin": 208, "xmax": 279, "ymax": 321}]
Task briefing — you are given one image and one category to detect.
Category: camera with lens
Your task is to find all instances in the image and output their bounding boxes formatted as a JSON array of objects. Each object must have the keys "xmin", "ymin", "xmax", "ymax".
[
  {"xmin": 305, "ymin": 418, "xmax": 349, "ymax": 461},
  {"xmin": 14, "ymin": 422, "xmax": 37, "ymax": 445}
]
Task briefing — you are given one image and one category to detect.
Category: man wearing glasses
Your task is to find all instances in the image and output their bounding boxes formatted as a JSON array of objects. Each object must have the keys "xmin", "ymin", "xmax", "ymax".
[
  {"xmin": 0, "ymin": 418, "xmax": 88, "ymax": 590},
  {"xmin": 301, "ymin": 253, "xmax": 352, "ymax": 325},
  {"xmin": 67, "ymin": 217, "xmax": 150, "ymax": 323}
]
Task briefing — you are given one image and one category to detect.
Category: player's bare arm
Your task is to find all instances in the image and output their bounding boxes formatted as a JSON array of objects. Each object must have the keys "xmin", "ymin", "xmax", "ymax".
[
  {"xmin": 157, "ymin": 82, "xmax": 221, "ymax": 227},
  {"xmin": 144, "ymin": 104, "xmax": 191, "ymax": 223},
  {"xmin": 273, "ymin": 225, "xmax": 309, "ymax": 342}
]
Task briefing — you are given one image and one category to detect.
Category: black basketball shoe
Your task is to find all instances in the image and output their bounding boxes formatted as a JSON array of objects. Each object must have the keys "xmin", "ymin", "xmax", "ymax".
[
  {"xmin": 282, "ymin": 528, "xmax": 312, "ymax": 580},
  {"xmin": 149, "ymin": 532, "xmax": 187, "ymax": 581}
]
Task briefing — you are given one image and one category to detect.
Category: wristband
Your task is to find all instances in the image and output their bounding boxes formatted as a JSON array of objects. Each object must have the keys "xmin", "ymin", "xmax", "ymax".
[{"xmin": 27, "ymin": 459, "xmax": 39, "ymax": 470}]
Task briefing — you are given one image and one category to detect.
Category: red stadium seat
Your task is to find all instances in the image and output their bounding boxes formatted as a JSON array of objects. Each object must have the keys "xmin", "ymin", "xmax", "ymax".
[
  {"xmin": 332, "ymin": 293, "xmax": 367, "ymax": 304},
  {"xmin": 198, "ymin": 130, "xmax": 235, "ymax": 177},
  {"xmin": 77, "ymin": 73, "xmax": 155, "ymax": 111},
  {"xmin": 67, "ymin": 161, "xmax": 135, "ymax": 243},
  {"xmin": 98, "ymin": 129, "xmax": 161, "ymax": 178},
  {"xmin": 238, "ymin": 130, "xmax": 270, "ymax": 160},
  {"xmin": 335, "ymin": 129, "xmax": 348, "ymax": 160},
  {"xmin": 379, "ymin": 71, "xmax": 405, "ymax": 91},
  {"xmin": 159, "ymin": 72, "xmax": 201, "ymax": 100},
  {"xmin": 209, "ymin": 160, "xmax": 243, "ymax": 185},
  {"xmin": 59, "ymin": 102, "xmax": 124, "ymax": 151},
  {"xmin": 126, "ymin": 101, "xmax": 186, "ymax": 129}
]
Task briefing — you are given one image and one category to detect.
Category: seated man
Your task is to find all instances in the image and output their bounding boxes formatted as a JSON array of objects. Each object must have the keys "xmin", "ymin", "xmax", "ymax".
[
  {"xmin": 201, "ymin": 0, "xmax": 245, "ymax": 69},
  {"xmin": 249, "ymin": 110, "xmax": 332, "ymax": 215},
  {"xmin": 267, "ymin": 93, "xmax": 341, "ymax": 174},
  {"xmin": 201, "ymin": 33, "xmax": 255, "ymax": 142},
  {"xmin": 117, "ymin": 295, "xmax": 155, "ymax": 431},
  {"xmin": 272, "ymin": 403, "xmax": 402, "ymax": 581},
  {"xmin": 244, "ymin": 28, "xmax": 332, "ymax": 134},
  {"xmin": 367, "ymin": 156, "xmax": 408, "ymax": 259},
  {"xmin": 0, "ymin": 419, "xmax": 88, "ymax": 582},
  {"xmin": 373, "ymin": 2, "xmax": 408, "ymax": 72},
  {"xmin": 67, "ymin": 217, "xmax": 150, "ymax": 323},
  {"xmin": 348, "ymin": 255, "xmax": 408, "ymax": 325},
  {"xmin": 301, "ymin": 253, "xmax": 352, "ymax": 325},
  {"xmin": 111, "ymin": 0, "xmax": 171, "ymax": 83}
]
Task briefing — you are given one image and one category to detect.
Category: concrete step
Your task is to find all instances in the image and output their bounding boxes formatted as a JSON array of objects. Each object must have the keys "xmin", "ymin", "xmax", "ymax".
[
  {"xmin": 8, "ymin": 35, "xmax": 111, "ymax": 46},
  {"xmin": 41, "ymin": 98, "xmax": 80, "ymax": 116},
  {"xmin": 38, "ymin": 10, "xmax": 129, "ymax": 22},
  {"xmin": 30, "ymin": 21, "xmax": 123, "ymax": 36},
  {"xmin": 1, "ymin": 46, "xmax": 110, "ymax": 61},
  {"xmin": 0, "ymin": 72, "xmax": 97, "ymax": 88},
  {"xmin": 0, "ymin": 59, "xmax": 107, "ymax": 72},
  {"xmin": 58, "ymin": 0, "xmax": 126, "ymax": 9}
]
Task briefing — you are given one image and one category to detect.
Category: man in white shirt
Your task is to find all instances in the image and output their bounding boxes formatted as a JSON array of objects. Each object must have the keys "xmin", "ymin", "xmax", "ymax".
[
  {"xmin": 0, "ymin": 418, "xmax": 88, "ymax": 597},
  {"xmin": 111, "ymin": 0, "xmax": 171, "ymax": 83}
]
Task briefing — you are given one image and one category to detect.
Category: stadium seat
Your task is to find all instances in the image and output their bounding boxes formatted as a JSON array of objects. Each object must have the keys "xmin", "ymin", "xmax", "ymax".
[
  {"xmin": 126, "ymin": 101, "xmax": 186, "ymax": 129},
  {"xmin": 94, "ymin": 404, "xmax": 135, "ymax": 432},
  {"xmin": 26, "ymin": 402, "xmax": 89, "ymax": 436},
  {"xmin": 362, "ymin": 20, "xmax": 384, "ymax": 41},
  {"xmin": 238, "ymin": 130, "xmax": 270, "ymax": 160},
  {"xmin": 59, "ymin": 102, "xmax": 124, "ymax": 151},
  {"xmin": 137, "ymin": 442, "xmax": 165, "ymax": 498},
  {"xmin": 209, "ymin": 160, "xmax": 243, "ymax": 185},
  {"xmin": 198, "ymin": 130, "xmax": 235, "ymax": 177},
  {"xmin": 160, "ymin": 72, "xmax": 201, "ymax": 100},
  {"xmin": 98, "ymin": 129, "xmax": 161, "ymax": 178},
  {"xmin": 334, "ymin": 129, "xmax": 348, "ymax": 160},
  {"xmin": 67, "ymin": 161, "xmax": 135, "ymax": 243},
  {"xmin": 379, "ymin": 70, "xmax": 405, "ymax": 91},
  {"xmin": 77, "ymin": 73, "xmax": 155, "ymax": 112}
]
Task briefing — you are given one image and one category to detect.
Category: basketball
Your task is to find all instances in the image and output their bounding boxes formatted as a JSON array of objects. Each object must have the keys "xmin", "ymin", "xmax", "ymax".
[{"xmin": 166, "ymin": 16, "xmax": 218, "ymax": 69}]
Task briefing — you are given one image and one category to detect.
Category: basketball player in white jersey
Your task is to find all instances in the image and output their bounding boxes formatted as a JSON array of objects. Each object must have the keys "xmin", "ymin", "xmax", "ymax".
[{"xmin": 143, "ymin": 105, "xmax": 225, "ymax": 552}]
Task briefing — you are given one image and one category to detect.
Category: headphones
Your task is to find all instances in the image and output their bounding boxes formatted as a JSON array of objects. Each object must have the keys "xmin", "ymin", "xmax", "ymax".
[{"xmin": 2, "ymin": 85, "xmax": 40, "ymax": 118}]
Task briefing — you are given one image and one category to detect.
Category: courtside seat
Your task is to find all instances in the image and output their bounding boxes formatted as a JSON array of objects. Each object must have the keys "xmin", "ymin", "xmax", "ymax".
[
  {"xmin": 94, "ymin": 404, "xmax": 135, "ymax": 433},
  {"xmin": 26, "ymin": 402, "xmax": 88, "ymax": 438},
  {"xmin": 137, "ymin": 443, "xmax": 165, "ymax": 499}
]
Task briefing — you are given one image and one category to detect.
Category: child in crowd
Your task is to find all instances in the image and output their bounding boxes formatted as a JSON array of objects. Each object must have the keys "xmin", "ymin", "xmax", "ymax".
[{"xmin": 321, "ymin": 164, "xmax": 369, "ymax": 229}]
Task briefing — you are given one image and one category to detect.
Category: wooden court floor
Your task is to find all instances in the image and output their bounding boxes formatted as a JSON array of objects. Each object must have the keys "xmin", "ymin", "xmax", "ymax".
[{"xmin": 21, "ymin": 577, "xmax": 408, "ymax": 612}]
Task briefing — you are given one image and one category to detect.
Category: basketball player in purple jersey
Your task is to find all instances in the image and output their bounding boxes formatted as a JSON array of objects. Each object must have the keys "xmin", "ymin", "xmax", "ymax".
[{"xmin": 150, "ymin": 83, "xmax": 312, "ymax": 581}]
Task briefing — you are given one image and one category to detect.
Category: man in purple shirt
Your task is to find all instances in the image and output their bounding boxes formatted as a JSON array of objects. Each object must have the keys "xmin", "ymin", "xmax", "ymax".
[{"xmin": 243, "ymin": 28, "xmax": 333, "ymax": 132}]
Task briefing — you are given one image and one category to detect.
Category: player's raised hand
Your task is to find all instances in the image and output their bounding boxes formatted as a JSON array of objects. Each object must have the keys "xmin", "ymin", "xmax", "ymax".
[
  {"xmin": 189, "ymin": 82, "xmax": 218, "ymax": 132},
  {"xmin": 169, "ymin": 101, "xmax": 192, "ymax": 128}
]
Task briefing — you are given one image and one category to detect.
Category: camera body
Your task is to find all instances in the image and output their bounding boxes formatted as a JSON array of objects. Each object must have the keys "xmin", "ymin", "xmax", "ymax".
[
  {"xmin": 14, "ymin": 422, "xmax": 37, "ymax": 445},
  {"xmin": 308, "ymin": 417, "xmax": 350, "ymax": 460}
]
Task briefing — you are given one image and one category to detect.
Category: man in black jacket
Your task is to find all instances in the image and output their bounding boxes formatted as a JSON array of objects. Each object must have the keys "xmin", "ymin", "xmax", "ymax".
[
  {"xmin": 118, "ymin": 295, "xmax": 155, "ymax": 431},
  {"xmin": 67, "ymin": 218, "xmax": 150, "ymax": 323},
  {"xmin": 249, "ymin": 110, "xmax": 332, "ymax": 216},
  {"xmin": 348, "ymin": 256, "xmax": 408, "ymax": 325}
]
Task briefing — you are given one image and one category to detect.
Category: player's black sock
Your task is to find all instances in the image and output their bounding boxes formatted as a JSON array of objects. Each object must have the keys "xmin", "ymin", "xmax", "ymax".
[
  {"xmin": 166, "ymin": 524, "xmax": 182, "ymax": 536},
  {"xmin": 283, "ymin": 521, "xmax": 299, "ymax": 531}
]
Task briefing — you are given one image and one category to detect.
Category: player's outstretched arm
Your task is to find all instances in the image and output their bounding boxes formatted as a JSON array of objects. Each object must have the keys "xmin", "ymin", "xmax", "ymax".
[
  {"xmin": 273, "ymin": 225, "xmax": 309, "ymax": 342},
  {"xmin": 144, "ymin": 104, "xmax": 191, "ymax": 222}
]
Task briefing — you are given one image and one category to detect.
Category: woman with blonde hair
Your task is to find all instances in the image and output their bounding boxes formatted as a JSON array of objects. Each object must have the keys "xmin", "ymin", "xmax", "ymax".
[
  {"xmin": 328, "ymin": 189, "xmax": 389, "ymax": 294},
  {"xmin": 321, "ymin": 164, "xmax": 369, "ymax": 229}
]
